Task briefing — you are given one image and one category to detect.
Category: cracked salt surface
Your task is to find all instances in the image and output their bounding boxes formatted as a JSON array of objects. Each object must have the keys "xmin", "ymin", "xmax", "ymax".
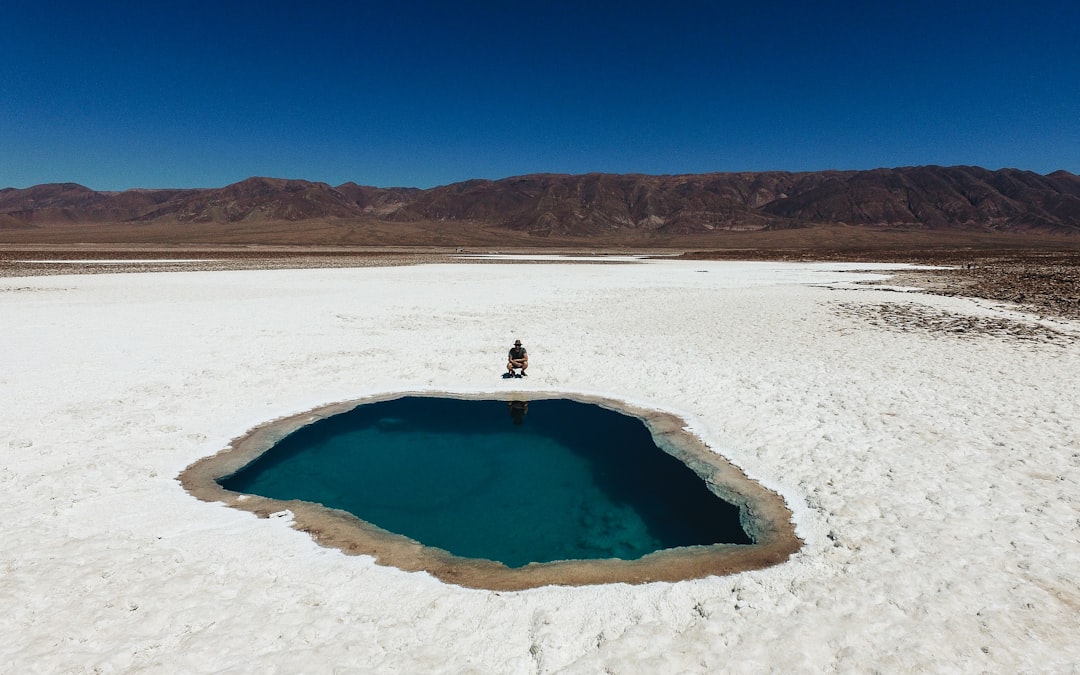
[{"xmin": 1, "ymin": 259, "xmax": 1078, "ymax": 672}]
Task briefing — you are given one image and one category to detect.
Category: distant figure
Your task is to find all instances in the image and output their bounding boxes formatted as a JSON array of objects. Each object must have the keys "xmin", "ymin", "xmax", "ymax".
[
  {"xmin": 508, "ymin": 400, "xmax": 529, "ymax": 425},
  {"xmin": 507, "ymin": 339, "xmax": 528, "ymax": 378}
]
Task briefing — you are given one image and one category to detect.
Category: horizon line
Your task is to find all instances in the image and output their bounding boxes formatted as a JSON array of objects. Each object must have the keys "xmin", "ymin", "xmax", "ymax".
[{"xmin": 3, "ymin": 164, "xmax": 1076, "ymax": 193}]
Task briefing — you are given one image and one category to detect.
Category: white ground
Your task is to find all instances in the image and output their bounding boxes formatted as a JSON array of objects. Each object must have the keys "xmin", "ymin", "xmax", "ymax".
[{"xmin": 2, "ymin": 259, "xmax": 1078, "ymax": 673}]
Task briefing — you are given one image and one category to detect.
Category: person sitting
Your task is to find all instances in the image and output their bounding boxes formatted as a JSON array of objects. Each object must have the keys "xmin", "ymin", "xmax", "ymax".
[{"xmin": 507, "ymin": 339, "xmax": 528, "ymax": 377}]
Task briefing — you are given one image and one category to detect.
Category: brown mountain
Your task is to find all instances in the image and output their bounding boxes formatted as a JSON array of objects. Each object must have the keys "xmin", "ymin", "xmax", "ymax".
[
  {"xmin": 0, "ymin": 182, "xmax": 191, "ymax": 227},
  {"xmin": 757, "ymin": 167, "xmax": 1080, "ymax": 233},
  {"xmin": 2, "ymin": 166, "xmax": 1078, "ymax": 243},
  {"xmin": 133, "ymin": 177, "xmax": 364, "ymax": 223},
  {"xmin": 389, "ymin": 172, "xmax": 830, "ymax": 235}
]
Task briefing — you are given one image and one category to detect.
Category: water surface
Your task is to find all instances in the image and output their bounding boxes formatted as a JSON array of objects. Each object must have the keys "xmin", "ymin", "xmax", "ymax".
[{"xmin": 220, "ymin": 397, "xmax": 749, "ymax": 567}]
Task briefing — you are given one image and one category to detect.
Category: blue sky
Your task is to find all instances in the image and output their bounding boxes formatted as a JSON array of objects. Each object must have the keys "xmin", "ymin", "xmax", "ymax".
[{"xmin": 2, "ymin": 1, "xmax": 1077, "ymax": 190}]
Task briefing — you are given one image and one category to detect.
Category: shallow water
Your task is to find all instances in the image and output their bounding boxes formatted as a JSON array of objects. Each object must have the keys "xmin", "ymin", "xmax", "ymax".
[{"xmin": 220, "ymin": 397, "xmax": 749, "ymax": 567}]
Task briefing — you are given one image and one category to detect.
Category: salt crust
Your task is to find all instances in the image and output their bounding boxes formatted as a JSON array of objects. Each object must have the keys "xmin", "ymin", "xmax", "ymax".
[{"xmin": 2, "ymin": 259, "xmax": 1079, "ymax": 672}]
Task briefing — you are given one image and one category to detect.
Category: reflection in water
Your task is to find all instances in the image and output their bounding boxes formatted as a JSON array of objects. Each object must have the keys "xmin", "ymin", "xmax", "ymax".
[{"xmin": 508, "ymin": 400, "xmax": 529, "ymax": 425}]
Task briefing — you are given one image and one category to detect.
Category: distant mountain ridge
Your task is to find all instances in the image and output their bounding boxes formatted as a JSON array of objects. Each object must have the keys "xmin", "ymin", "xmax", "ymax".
[{"xmin": 2, "ymin": 166, "xmax": 1078, "ymax": 236}]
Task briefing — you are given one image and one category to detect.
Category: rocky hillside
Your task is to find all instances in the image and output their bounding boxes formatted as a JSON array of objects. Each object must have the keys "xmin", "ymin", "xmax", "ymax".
[{"xmin": 2, "ymin": 167, "xmax": 1078, "ymax": 236}]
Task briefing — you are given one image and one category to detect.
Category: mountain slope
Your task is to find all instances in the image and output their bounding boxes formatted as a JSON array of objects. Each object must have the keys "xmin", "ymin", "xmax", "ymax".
[{"xmin": 2, "ymin": 167, "xmax": 1078, "ymax": 238}]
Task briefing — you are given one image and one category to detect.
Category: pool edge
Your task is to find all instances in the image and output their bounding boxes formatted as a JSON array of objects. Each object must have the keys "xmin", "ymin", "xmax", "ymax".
[{"xmin": 178, "ymin": 392, "xmax": 803, "ymax": 591}]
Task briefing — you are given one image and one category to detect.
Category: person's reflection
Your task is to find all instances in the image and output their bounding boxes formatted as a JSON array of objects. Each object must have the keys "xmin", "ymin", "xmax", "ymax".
[{"xmin": 508, "ymin": 400, "xmax": 529, "ymax": 425}]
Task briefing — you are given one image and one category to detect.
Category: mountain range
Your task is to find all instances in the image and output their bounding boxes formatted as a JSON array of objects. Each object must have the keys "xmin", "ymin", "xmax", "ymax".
[{"xmin": 2, "ymin": 166, "xmax": 1078, "ymax": 244}]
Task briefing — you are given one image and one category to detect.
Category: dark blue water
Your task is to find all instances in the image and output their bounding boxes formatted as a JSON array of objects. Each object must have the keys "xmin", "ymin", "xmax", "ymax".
[{"xmin": 220, "ymin": 397, "xmax": 749, "ymax": 567}]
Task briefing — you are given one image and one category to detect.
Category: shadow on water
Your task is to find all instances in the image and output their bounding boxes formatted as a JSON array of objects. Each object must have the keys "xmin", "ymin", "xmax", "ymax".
[
  {"xmin": 508, "ymin": 400, "xmax": 528, "ymax": 425},
  {"xmin": 505, "ymin": 398, "xmax": 750, "ymax": 548}
]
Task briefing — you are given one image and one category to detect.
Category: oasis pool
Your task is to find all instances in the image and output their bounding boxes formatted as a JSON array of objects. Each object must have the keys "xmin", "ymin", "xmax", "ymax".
[
  {"xmin": 218, "ymin": 396, "xmax": 750, "ymax": 568},
  {"xmin": 182, "ymin": 393, "xmax": 801, "ymax": 589}
]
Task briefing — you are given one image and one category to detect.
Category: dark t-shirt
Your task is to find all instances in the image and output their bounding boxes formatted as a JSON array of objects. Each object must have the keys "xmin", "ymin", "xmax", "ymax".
[{"xmin": 509, "ymin": 347, "xmax": 527, "ymax": 360}]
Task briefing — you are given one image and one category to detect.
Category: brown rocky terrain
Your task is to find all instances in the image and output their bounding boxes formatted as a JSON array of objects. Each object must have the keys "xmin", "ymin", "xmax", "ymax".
[
  {"xmin": 2, "ymin": 166, "xmax": 1078, "ymax": 245},
  {"xmin": 681, "ymin": 248, "xmax": 1080, "ymax": 322}
]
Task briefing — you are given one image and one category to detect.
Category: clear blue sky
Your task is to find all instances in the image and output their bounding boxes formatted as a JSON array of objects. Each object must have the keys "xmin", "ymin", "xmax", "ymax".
[{"xmin": 2, "ymin": 1, "xmax": 1077, "ymax": 190}]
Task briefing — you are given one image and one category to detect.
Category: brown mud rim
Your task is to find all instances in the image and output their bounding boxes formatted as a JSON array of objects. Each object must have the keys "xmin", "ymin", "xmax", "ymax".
[{"xmin": 179, "ymin": 392, "xmax": 803, "ymax": 591}]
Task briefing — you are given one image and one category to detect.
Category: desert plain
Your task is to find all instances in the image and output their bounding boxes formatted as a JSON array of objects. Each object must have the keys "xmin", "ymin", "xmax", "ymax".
[{"xmin": 2, "ymin": 241, "xmax": 1079, "ymax": 672}]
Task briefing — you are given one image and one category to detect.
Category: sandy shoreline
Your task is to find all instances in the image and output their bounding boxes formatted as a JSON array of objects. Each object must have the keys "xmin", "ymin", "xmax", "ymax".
[{"xmin": 3, "ymin": 256, "xmax": 1078, "ymax": 671}]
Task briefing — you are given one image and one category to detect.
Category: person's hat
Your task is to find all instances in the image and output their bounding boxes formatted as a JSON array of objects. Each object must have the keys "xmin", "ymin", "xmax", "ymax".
[{"xmin": 514, "ymin": 339, "xmax": 522, "ymax": 345}]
